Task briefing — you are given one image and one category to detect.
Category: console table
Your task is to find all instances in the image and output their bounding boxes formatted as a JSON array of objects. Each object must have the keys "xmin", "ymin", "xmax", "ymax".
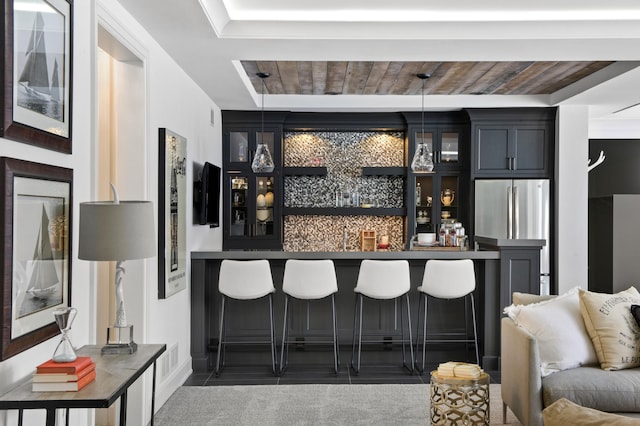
[{"xmin": 0, "ymin": 344, "xmax": 166, "ymax": 426}]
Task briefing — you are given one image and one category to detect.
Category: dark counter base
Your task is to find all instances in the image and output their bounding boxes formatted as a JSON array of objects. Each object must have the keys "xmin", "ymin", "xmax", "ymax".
[{"xmin": 191, "ymin": 250, "xmax": 510, "ymax": 373}]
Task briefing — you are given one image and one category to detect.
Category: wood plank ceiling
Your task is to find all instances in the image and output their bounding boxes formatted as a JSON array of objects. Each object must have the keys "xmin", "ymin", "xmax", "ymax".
[{"xmin": 241, "ymin": 61, "xmax": 614, "ymax": 96}]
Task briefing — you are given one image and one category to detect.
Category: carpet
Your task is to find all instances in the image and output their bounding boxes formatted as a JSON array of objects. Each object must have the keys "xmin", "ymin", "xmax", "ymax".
[{"xmin": 154, "ymin": 384, "xmax": 522, "ymax": 425}]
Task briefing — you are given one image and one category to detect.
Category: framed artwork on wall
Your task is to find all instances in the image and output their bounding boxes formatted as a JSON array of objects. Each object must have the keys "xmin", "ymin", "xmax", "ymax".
[
  {"xmin": 158, "ymin": 128, "xmax": 187, "ymax": 299},
  {"xmin": 0, "ymin": 157, "xmax": 73, "ymax": 361},
  {"xmin": 1, "ymin": 0, "xmax": 73, "ymax": 153}
]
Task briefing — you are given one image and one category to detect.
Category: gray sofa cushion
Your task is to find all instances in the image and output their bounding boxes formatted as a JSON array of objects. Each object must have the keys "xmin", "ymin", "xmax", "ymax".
[{"xmin": 543, "ymin": 366, "xmax": 640, "ymax": 413}]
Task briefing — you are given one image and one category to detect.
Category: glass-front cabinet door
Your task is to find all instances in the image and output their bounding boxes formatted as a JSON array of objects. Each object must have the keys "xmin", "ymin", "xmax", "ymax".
[
  {"xmin": 414, "ymin": 173, "xmax": 464, "ymax": 236},
  {"xmin": 254, "ymin": 176, "xmax": 275, "ymax": 237},
  {"xmin": 413, "ymin": 129, "xmax": 462, "ymax": 170},
  {"xmin": 229, "ymin": 132, "xmax": 249, "ymax": 164},
  {"xmin": 224, "ymin": 173, "xmax": 281, "ymax": 249},
  {"xmin": 440, "ymin": 132, "xmax": 460, "ymax": 164},
  {"xmin": 228, "ymin": 129, "xmax": 278, "ymax": 169},
  {"xmin": 229, "ymin": 175, "xmax": 249, "ymax": 237}
]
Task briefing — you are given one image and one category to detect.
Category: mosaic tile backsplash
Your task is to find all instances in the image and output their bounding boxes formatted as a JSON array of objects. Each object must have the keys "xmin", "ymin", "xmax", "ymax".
[
  {"xmin": 283, "ymin": 131, "xmax": 406, "ymax": 251},
  {"xmin": 283, "ymin": 216, "xmax": 405, "ymax": 252}
]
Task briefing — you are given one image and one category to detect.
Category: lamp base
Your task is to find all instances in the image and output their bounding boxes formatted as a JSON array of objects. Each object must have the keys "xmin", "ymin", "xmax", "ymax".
[{"xmin": 102, "ymin": 325, "xmax": 137, "ymax": 354}]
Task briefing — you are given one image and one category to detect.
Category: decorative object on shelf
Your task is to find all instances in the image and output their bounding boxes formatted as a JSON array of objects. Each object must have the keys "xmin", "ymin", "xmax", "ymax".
[
  {"xmin": 79, "ymin": 184, "xmax": 155, "ymax": 354},
  {"xmin": 441, "ymin": 189, "xmax": 455, "ymax": 206},
  {"xmin": 252, "ymin": 72, "xmax": 275, "ymax": 173},
  {"xmin": 417, "ymin": 210, "xmax": 429, "ymax": 224},
  {"xmin": 265, "ymin": 191, "xmax": 274, "ymax": 207},
  {"xmin": 257, "ymin": 208, "xmax": 271, "ymax": 222},
  {"xmin": 360, "ymin": 230, "xmax": 377, "ymax": 252},
  {"xmin": 2, "ymin": 0, "xmax": 73, "ymax": 153},
  {"xmin": 159, "ymin": 128, "xmax": 187, "ymax": 299},
  {"xmin": 378, "ymin": 234, "xmax": 390, "ymax": 251},
  {"xmin": 416, "ymin": 182, "xmax": 422, "ymax": 205},
  {"xmin": 410, "ymin": 73, "xmax": 435, "ymax": 174},
  {"xmin": 52, "ymin": 307, "xmax": 77, "ymax": 362},
  {"xmin": 0, "ymin": 158, "xmax": 73, "ymax": 361}
]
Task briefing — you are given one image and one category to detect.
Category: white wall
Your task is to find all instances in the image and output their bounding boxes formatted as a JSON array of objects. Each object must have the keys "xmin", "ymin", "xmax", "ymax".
[
  {"xmin": 0, "ymin": 0, "xmax": 221, "ymax": 424},
  {"xmin": 589, "ymin": 119, "xmax": 640, "ymax": 139},
  {"xmin": 555, "ymin": 106, "xmax": 590, "ymax": 293}
]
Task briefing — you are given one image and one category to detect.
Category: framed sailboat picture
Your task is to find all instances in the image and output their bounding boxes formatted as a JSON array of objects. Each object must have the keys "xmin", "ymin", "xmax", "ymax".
[
  {"xmin": 0, "ymin": 158, "xmax": 73, "ymax": 361},
  {"xmin": 1, "ymin": 0, "xmax": 73, "ymax": 154}
]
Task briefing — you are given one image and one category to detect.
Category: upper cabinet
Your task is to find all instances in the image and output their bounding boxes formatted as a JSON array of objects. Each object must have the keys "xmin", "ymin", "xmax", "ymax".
[
  {"xmin": 403, "ymin": 111, "xmax": 469, "ymax": 172},
  {"xmin": 468, "ymin": 108, "xmax": 555, "ymax": 178}
]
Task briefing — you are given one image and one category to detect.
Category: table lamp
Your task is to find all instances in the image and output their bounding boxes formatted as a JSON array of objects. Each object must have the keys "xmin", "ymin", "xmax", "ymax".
[{"xmin": 79, "ymin": 185, "xmax": 155, "ymax": 354}]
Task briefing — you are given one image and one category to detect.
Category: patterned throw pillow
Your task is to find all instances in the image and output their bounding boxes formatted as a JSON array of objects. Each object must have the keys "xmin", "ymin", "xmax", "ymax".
[{"xmin": 579, "ymin": 287, "xmax": 640, "ymax": 370}]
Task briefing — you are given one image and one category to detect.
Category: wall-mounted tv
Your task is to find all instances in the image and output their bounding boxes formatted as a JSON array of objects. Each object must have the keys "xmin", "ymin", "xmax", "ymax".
[{"xmin": 194, "ymin": 161, "xmax": 221, "ymax": 227}]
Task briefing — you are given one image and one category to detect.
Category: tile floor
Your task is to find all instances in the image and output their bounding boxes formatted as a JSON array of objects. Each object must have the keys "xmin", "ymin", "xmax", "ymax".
[{"xmin": 184, "ymin": 344, "xmax": 500, "ymax": 386}]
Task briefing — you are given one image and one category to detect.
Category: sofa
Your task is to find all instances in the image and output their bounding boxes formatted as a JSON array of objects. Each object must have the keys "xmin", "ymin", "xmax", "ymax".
[{"xmin": 501, "ymin": 290, "xmax": 640, "ymax": 426}]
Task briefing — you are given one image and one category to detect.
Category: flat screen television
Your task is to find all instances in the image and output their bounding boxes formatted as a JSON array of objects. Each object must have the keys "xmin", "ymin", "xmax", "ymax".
[{"xmin": 194, "ymin": 162, "xmax": 221, "ymax": 227}]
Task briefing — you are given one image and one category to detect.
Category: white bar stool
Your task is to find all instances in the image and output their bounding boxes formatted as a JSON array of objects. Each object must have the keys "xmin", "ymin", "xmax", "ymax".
[
  {"xmin": 415, "ymin": 259, "xmax": 479, "ymax": 374},
  {"xmin": 280, "ymin": 259, "xmax": 339, "ymax": 375},
  {"xmin": 350, "ymin": 259, "xmax": 414, "ymax": 374},
  {"xmin": 215, "ymin": 259, "xmax": 277, "ymax": 376}
]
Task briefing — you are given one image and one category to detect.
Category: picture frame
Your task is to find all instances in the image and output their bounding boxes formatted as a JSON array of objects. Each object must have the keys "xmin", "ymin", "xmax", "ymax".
[
  {"xmin": 0, "ymin": 157, "xmax": 73, "ymax": 361},
  {"xmin": 1, "ymin": 0, "xmax": 73, "ymax": 154},
  {"xmin": 158, "ymin": 128, "xmax": 187, "ymax": 299}
]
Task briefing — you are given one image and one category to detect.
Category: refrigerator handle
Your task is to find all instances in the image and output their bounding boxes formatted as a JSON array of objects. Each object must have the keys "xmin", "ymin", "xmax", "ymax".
[
  {"xmin": 513, "ymin": 186, "xmax": 519, "ymax": 239},
  {"xmin": 507, "ymin": 186, "xmax": 513, "ymax": 239}
]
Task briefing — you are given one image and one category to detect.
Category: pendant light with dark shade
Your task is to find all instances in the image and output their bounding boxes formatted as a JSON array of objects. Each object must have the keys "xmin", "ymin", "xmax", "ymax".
[
  {"xmin": 410, "ymin": 73, "xmax": 435, "ymax": 173},
  {"xmin": 251, "ymin": 72, "xmax": 275, "ymax": 173}
]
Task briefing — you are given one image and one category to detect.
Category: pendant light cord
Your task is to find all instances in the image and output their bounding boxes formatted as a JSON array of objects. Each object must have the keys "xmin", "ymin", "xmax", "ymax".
[
  {"xmin": 421, "ymin": 78, "xmax": 425, "ymax": 143},
  {"xmin": 261, "ymin": 77, "xmax": 265, "ymax": 144}
]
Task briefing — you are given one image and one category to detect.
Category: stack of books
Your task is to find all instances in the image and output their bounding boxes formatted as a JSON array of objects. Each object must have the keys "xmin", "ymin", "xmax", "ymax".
[
  {"xmin": 436, "ymin": 361, "xmax": 483, "ymax": 379},
  {"xmin": 32, "ymin": 356, "xmax": 96, "ymax": 392}
]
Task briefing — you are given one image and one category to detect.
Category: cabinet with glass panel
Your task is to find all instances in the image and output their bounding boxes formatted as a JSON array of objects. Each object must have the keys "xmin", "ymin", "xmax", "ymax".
[
  {"xmin": 403, "ymin": 111, "xmax": 470, "ymax": 240},
  {"xmin": 222, "ymin": 111, "xmax": 287, "ymax": 250}
]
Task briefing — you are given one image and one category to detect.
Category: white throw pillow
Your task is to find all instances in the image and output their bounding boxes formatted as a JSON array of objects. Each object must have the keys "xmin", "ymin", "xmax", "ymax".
[{"xmin": 504, "ymin": 287, "xmax": 597, "ymax": 377}]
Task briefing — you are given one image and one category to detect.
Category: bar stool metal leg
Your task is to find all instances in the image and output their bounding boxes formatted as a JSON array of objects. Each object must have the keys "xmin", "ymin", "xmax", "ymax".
[
  {"xmin": 403, "ymin": 293, "xmax": 415, "ymax": 374},
  {"xmin": 215, "ymin": 295, "xmax": 227, "ymax": 376},
  {"xmin": 279, "ymin": 295, "xmax": 290, "ymax": 375},
  {"xmin": 350, "ymin": 294, "xmax": 364, "ymax": 375},
  {"xmin": 269, "ymin": 293, "xmax": 277, "ymax": 375},
  {"xmin": 415, "ymin": 292, "xmax": 429, "ymax": 374},
  {"xmin": 331, "ymin": 293, "xmax": 339, "ymax": 374},
  {"xmin": 470, "ymin": 293, "xmax": 480, "ymax": 365}
]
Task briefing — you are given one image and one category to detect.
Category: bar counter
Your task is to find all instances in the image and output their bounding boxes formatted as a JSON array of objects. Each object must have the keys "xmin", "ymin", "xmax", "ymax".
[
  {"xmin": 191, "ymin": 249, "xmax": 499, "ymax": 261},
  {"xmin": 190, "ymin": 246, "xmax": 529, "ymax": 372}
]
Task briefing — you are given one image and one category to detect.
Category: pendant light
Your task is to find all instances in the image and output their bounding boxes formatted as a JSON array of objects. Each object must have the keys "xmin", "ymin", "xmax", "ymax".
[
  {"xmin": 251, "ymin": 72, "xmax": 275, "ymax": 173},
  {"xmin": 410, "ymin": 73, "xmax": 434, "ymax": 173}
]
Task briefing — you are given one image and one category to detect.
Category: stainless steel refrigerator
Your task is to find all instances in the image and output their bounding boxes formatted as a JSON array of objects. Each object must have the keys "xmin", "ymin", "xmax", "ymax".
[{"xmin": 474, "ymin": 179, "xmax": 550, "ymax": 294}]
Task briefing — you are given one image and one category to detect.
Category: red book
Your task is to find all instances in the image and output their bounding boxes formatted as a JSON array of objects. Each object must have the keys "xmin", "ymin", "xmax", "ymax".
[
  {"xmin": 36, "ymin": 356, "xmax": 93, "ymax": 374},
  {"xmin": 33, "ymin": 362, "xmax": 96, "ymax": 382},
  {"xmin": 32, "ymin": 369, "xmax": 96, "ymax": 392}
]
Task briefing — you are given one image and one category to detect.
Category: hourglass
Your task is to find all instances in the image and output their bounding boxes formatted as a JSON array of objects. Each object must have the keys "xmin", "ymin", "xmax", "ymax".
[{"xmin": 52, "ymin": 307, "xmax": 77, "ymax": 363}]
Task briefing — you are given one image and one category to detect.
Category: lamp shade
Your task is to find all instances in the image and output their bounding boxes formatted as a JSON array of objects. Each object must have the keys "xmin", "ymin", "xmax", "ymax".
[{"xmin": 79, "ymin": 201, "xmax": 155, "ymax": 261}]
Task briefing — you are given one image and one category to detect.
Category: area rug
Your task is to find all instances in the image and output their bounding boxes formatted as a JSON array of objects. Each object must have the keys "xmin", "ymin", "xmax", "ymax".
[{"xmin": 154, "ymin": 384, "xmax": 522, "ymax": 425}]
